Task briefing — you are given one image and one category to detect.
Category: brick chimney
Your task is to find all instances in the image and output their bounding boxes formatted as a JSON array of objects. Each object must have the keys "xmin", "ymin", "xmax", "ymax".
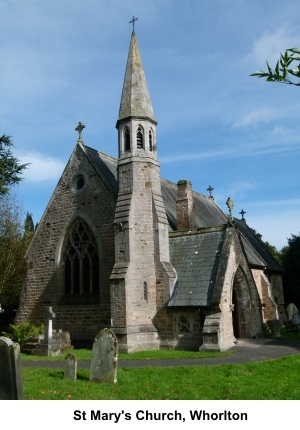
[{"xmin": 176, "ymin": 180, "xmax": 195, "ymax": 231}]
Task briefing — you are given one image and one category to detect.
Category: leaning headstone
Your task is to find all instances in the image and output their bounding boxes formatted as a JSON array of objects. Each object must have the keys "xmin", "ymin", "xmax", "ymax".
[
  {"xmin": 90, "ymin": 328, "xmax": 118, "ymax": 383},
  {"xmin": 0, "ymin": 336, "xmax": 23, "ymax": 399},
  {"xmin": 64, "ymin": 353, "xmax": 77, "ymax": 381}
]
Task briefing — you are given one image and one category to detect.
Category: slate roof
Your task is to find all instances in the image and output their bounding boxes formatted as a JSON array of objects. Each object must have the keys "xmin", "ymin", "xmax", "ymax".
[
  {"xmin": 84, "ymin": 144, "xmax": 283, "ymax": 280},
  {"xmin": 236, "ymin": 219, "xmax": 283, "ymax": 273},
  {"xmin": 168, "ymin": 228, "xmax": 226, "ymax": 307},
  {"xmin": 161, "ymin": 178, "xmax": 228, "ymax": 230}
]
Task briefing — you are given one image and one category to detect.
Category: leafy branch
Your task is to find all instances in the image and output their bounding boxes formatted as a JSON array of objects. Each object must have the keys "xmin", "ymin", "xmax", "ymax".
[
  {"xmin": 0, "ymin": 134, "xmax": 28, "ymax": 195},
  {"xmin": 250, "ymin": 48, "xmax": 300, "ymax": 86}
]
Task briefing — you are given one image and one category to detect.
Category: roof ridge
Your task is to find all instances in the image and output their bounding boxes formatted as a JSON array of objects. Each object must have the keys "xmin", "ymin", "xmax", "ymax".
[{"xmin": 83, "ymin": 144, "xmax": 118, "ymax": 163}]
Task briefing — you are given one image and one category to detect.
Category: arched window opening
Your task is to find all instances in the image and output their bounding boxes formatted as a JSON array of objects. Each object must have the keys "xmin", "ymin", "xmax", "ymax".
[
  {"xmin": 124, "ymin": 127, "xmax": 131, "ymax": 151},
  {"xmin": 137, "ymin": 126, "xmax": 144, "ymax": 149},
  {"xmin": 64, "ymin": 219, "xmax": 99, "ymax": 296},
  {"xmin": 149, "ymin": 129, "xmax": 153, "ymax": 151}
]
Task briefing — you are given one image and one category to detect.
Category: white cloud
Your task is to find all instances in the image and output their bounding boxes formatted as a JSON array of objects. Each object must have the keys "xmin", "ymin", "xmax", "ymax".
[
  {"xmin": 17, "ymin": 152, "xmax": 65, "ymax": 183},
  {"xmin": 227, "ymin": 181, "xmax": 257, "ymax": 199},
  {"xmin": 232, "ymin": 108, "xmax": 280, "ymax": 129},
  {"xmin": 245, "ymin": 25, "xmax": 298, "ymax": 66}
]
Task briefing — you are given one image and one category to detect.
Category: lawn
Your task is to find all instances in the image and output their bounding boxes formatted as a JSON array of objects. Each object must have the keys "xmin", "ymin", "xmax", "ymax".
[
  {"xmin": 19, "ymin": 326, "xmax": 300, "ymax": 400},
  {"xmin": 22, "ymin": 353, "xmax": 300, "ymax": 400}
]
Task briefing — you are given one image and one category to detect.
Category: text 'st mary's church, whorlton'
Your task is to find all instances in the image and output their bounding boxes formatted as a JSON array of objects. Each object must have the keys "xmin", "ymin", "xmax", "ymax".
[{"xmin": 16, "ymin": 27, "xmax": 285, "ymax": 352}]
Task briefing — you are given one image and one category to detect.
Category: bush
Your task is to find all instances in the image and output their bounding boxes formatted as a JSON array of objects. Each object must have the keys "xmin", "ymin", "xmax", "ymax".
[{"xmin": 1, "ymin": 322, "xmax": 44, "ymax": 348}]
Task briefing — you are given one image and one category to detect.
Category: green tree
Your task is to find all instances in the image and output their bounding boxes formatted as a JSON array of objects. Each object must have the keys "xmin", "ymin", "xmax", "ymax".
[
  {"xmin": 23, "ymin": 212, "xmax": 35, "ymax": 240},
  {"xmin": 250, "ymin": 228, "xmax": 281, "ymax": 263},
  {"xmin": 251, "ymin": 48, "xmax": 300, "ymax": 86},
  {"xmin": 0, "ymin": 134, "xmax": 28, "ymax": 195},
  {"xmin": 0, "ymin": 196, "xmax": 33, "ymax": 310},
  {"xmin": 280, "ymin": 233, "xmax": 300, "ymax": 308}
]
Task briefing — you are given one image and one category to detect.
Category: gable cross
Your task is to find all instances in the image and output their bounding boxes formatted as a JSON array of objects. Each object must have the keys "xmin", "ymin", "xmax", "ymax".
[
  {"xmin": 75, "ymin": 122, "xmax": 85, "ymax": 142},
  {"xmin": 239, "ymin": 209, "xmax": 246, "ymax": 220},
  {"xmin": 129, "ymin": 15, "xmax": 138, "ymax": 31},
  {"xmin": 207, "ymin": 185, "xmax": 214, "ymax": 199}
]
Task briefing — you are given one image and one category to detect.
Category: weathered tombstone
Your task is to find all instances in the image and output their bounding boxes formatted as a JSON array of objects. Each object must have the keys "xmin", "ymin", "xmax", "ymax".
[
  {"xmin": 90, "ymin": 328, "xmax": 118, "ymax": 383},
  {"xmin": 0, "ymin": 336, "xmax": 23, "ymax": 400},
  {"xmin": 287, "ymin": 303, "xmax": 298, "ymax": 321},
  {"xmin": 30, "ymin": 306, "xmax": 72, "ymax": 356},
  {"xmin": 64, "ymin": 353, "xmax": 77, "ymax": 381}
]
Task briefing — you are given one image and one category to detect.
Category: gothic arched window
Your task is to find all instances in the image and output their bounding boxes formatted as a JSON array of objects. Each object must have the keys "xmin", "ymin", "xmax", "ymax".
[
  {"xmin": 136, "ymin": 126, "xmax": 144, "ymax": 149},
  {"xmin": 64, "ymin": 219, "xmax": 99, "ymax": 296},
  {"xmin": 149, "ymin": 129, "xmax": 153, "ymax": 152},
  {"xmin": 124, "ymin": 126, "xmax": 131, "ymax": 151}
]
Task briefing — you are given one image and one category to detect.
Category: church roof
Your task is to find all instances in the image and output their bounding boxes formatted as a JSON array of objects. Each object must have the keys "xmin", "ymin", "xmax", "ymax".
[
  {"xmin": 236, "ymin": 219, "xmax": 283, "ymax": 273},
  {"xmin": 160, "ymin": 178, "xmax": 228, "ymax": 230},
  {"xmin": 168, "ymin": 227, "xmax": 226, "ymax": 307},
  {"xmin": 83, "ymin": 145, "xmax": 283, "ymax": 275},
  {"xmin": 117, "ymin": 31, "xmax": 157, "ymax": 125}
]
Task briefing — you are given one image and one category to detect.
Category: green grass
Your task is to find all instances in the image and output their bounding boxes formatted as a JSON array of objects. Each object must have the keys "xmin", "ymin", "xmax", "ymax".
[
  {"xmin": 21, "ymin": 348, "xmax": 235, "ymax": 361},
  {"xmin": 20, "ymin": 326, "xmax": 300, "ymax": 399},
  {"xmin": 22, "ymin": 354, "xmax": 300, "ymax": 400}
]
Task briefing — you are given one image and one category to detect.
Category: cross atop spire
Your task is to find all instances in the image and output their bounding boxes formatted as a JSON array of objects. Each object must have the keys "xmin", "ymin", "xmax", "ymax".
[{"xmin": 129, "ymin": 15, "xmax": 138, "ymax": 31}]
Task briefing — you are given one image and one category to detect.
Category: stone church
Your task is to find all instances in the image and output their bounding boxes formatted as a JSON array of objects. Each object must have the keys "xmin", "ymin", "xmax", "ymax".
[{"xmin": 16, "ymin": 30, "xmax": 285, "ymax": 352}]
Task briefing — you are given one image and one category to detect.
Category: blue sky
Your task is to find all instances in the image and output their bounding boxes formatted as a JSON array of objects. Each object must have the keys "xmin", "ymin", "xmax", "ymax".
[{"xmin": 1, "ymin": 0, "xmax": 300, "ymax": 250}]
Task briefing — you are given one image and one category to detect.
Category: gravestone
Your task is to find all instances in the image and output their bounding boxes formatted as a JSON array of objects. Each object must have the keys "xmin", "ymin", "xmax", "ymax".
[
  {"xmin": 90, "ymin": 328, "xmax": 118, "ymax": 383},
  {"xmin": 0, "ymin": 336, "xmax": 23, "ymax": 400},
  {"xmin": 64, "ymin": 353, "xmax": 77, "ymax": 381},
  {"xmin": 30, "ymin": 307, "xmax": 72, "ymax": 356},
  {"xmin": 287, "ymin": 303, "xmax": 298, "ymax": 321},
  {"xmin": 45, "ymin": 306, "xmax": 56, "ymax": 342}
]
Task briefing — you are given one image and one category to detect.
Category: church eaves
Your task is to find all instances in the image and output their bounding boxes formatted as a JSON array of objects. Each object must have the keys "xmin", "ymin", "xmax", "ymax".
[{"xmin": 117, "ymin": 31, "xmax": 157, "ymax": 126}]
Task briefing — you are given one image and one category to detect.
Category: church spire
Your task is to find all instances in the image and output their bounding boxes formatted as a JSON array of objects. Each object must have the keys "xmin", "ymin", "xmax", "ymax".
[{"xmin": 117, "ymin": 31, "xmax": 157, "ymax": 126}]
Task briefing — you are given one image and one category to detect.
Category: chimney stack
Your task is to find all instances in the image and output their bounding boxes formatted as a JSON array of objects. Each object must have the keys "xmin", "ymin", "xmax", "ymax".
[{"xmin": 176, "ymin": 180, "xmax": 195, "ymax": 231}]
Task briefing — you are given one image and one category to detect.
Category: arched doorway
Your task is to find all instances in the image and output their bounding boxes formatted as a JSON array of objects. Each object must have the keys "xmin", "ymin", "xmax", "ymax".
[
  {"xmin": 232, "ymin": 288, "xmax": 240, "ymax": 338},
  {"xmin": 231, "ymin": 266, "xmax": 252, "ymax": 338}
]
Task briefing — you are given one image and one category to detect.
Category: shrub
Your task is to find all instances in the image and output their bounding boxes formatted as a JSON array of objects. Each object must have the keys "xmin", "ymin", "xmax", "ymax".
[{"xmin": 1, "ymin": 322, "xmax": 43, "ymax": 348}]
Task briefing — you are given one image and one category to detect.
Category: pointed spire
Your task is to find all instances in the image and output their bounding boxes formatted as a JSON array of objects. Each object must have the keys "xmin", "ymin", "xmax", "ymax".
[{"xmin": 117, "ymin": 31, "xmax": 157, "ymax": 126}]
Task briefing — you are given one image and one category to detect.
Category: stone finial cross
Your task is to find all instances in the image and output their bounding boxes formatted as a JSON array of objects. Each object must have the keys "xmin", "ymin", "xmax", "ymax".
[
  {"xmin": 239, "ymin": 209, "xmax": 246, "ymax": 220},
  {"xmin": 226, "ymin": 197, "xmax": 234, "ymax": 219},
  {"xmin": 45, "ymin": 306, "xmax": 56, "ymax": 342},
  {"xmin": 129, "ymin": 15, "xmax": 138, "ymax": 31},
  {"xmin": 75, "ymin": 122, "xmax": 85, "ymax": 142},
  {"xmin": 207, "ymin": 185, "xmax": 214, "ymax": 199}
]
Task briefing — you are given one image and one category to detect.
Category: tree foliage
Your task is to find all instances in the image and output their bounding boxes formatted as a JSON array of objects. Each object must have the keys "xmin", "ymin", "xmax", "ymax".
[
  {"xmin": 0, "ymin": 197, "xmax": 34, "ymax": 310},
  {"xmin": 251, "ymin": 48, "xmax": 300, "ymax": 86},
  {"xmin": 249, "ymin": 228, "xmax": 281, "ymax": 263},
  {"xmin": 280, "ymin": 233, "xmax": 300, "ymax": 308},
  {"xmin": 1, "ymin": 322, "xmax": 43, "ymax": 348},
  {"xmin": 0, "ymin": 134, "xmax": 28, "ymax": 195}
]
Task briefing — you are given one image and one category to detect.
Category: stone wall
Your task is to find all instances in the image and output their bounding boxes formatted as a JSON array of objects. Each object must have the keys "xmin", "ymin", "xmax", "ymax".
[
  {"xmin": 201, "ymin": 226, "xmax": 263, "ymax": 351},
  {"xmin": 16, "ymin": 144, "xmax": 116, "ymax": 341}
]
